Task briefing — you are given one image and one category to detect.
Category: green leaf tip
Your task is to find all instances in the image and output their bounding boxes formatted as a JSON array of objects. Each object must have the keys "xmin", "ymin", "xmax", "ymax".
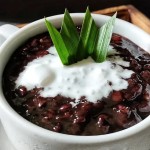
[
  {"xmin": 60, "ymin": 8, "xmax": 79, "ymax": 62},
  {"xmin": 77, "ymin": 7, "xmax": 99, "ymax": 61},
  {"xmin": 92, "ymin": 12, "xmax": 117, "ymax": 62},
  {"xmin": 45, "ymin": 19, "xmax": 70, "ymax": 65}
]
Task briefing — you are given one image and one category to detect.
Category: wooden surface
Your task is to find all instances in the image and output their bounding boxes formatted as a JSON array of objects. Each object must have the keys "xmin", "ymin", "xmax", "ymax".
[
  {"xmin": 93, "ymin": 5, "xmax": 150, "ymax": 34},
  {"xmin": 0, "ymin": 0, "xmax": 131, "ymax": 22},
  {"xmin": 17, "ymin": 5, "xmax": 150, "ymax": 34}
]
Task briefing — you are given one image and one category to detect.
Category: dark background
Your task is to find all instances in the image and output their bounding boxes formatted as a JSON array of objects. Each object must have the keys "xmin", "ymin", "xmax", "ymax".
[{"xmin": 0, "ymin": 0, "xmax": 150, "ymax": 23}]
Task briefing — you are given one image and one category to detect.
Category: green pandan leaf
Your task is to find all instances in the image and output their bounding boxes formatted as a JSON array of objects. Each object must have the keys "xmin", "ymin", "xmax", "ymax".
[
  {"xmin": 77, "ymin": 7, "xmax": 99, "ymax": 61},
  {"xmin": 60, "ymin": 9, "xmax": 79, "ymax": 62},
  {"xmin": 45, "ymin": 8, "xmax": 117, "ymax": 65},
  {"xmin": 92, "ymin": 12, "xmax": 117, "ymax": 62},
  {"xmin": 45, "ymin": 19, "xmax": 70, "ymax": 65}
]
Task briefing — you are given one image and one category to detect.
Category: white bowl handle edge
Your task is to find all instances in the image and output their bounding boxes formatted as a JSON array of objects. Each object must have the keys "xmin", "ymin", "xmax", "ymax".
[{"xmin": 0, "ymin": 24, "xmax": 19, "ymax": 46}]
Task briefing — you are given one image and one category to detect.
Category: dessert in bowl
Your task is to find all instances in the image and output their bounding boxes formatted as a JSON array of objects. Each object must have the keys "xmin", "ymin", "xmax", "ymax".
[{"xmin": 0, "ymin": 12, "xmax": 150, "ymax": 150}]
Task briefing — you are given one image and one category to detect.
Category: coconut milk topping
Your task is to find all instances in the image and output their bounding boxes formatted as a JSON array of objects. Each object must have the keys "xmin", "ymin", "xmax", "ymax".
[{"xmin": 15, "ymin": 46, "xmax": 133, "ymax": 103}]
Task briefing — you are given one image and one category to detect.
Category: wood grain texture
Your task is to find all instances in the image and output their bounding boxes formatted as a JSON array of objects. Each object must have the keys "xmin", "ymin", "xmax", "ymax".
[
  {"xmin": 17, "ymin": 5, "xmax": 150, "ymax": 34},
  {"xmin": 93, "ymin": 5, "xmax": 150, "ymax": 34}
]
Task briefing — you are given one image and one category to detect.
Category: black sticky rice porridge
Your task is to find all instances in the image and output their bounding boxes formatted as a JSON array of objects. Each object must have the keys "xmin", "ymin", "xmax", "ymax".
[{"xmin": 2, "ymin": 30, "xmax": 150, "ymax": 135}]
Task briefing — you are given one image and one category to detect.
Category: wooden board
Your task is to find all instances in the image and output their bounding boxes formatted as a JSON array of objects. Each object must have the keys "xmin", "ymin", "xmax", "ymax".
[
  {"xmin": 93, "ymin": 5, "xmax": 150, "ymax": 34},
  {"xmin": 17, "ymin": 5, "xmax": 150, "ymax": 34}
]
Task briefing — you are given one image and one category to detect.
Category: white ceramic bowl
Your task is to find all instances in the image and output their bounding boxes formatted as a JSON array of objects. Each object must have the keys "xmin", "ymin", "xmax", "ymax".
[{"xmin": 0, "ymin": 13, "xmax": 150, "ymax": 150}]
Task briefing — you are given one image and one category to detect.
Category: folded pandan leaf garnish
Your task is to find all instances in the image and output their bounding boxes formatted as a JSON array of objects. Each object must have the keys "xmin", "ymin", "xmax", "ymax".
[{"xmin": 45, "ymin": 7, "xmax": 117, "ymax": 65}]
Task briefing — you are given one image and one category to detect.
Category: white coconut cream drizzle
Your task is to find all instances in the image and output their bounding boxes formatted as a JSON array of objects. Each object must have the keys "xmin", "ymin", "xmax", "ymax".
[{"xmin": 15, "ymin": 46, "xmax": 133, "ymax": 103}]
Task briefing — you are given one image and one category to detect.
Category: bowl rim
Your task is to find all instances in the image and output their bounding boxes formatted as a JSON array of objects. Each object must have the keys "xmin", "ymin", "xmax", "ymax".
[{"xmin": 0, "ymin": 13, "xmax": 150, "ymax": 144}]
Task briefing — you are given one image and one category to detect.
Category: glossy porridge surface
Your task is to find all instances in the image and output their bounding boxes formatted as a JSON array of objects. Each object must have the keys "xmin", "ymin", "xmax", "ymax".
[{"xmin": 2, "ymin": 30, "xmax": 150, "ymax": 135}]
